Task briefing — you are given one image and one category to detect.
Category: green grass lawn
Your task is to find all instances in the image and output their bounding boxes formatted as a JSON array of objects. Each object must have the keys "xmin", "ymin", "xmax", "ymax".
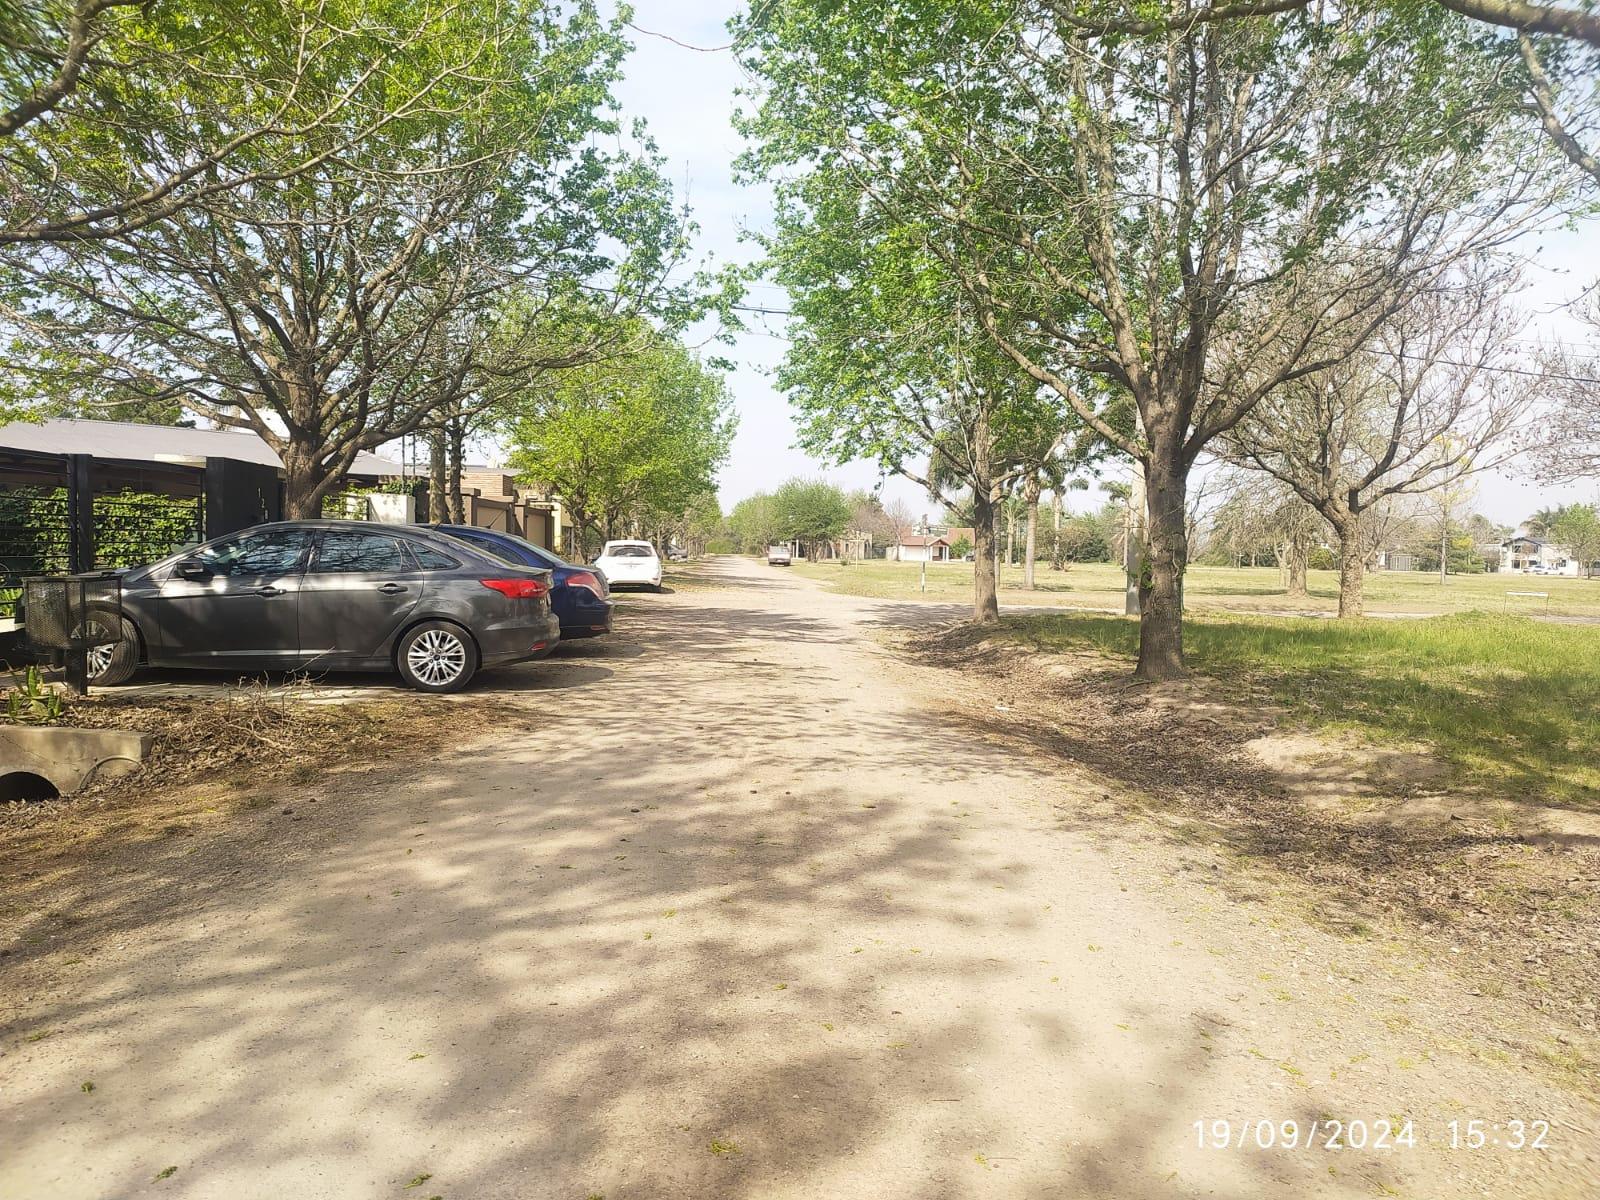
[
  {"xmin": 996, "ymin": 610, "xmax": 1600, "ymax": 807},
  {"xmin": 788, "ymin": 558, "xmax": 1600, "ymax": 619}
]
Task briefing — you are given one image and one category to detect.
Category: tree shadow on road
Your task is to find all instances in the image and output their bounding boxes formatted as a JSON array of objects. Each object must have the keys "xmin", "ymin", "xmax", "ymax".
[{"xmin": 2, "ymin": 588, "xmax": 1419, "ymax": 1200}]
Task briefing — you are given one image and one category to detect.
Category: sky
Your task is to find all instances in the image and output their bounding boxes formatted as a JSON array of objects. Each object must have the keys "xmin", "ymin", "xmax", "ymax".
[{"xmin": 599, "ymin": 2, "xmax": 1600, "ymax": 527}]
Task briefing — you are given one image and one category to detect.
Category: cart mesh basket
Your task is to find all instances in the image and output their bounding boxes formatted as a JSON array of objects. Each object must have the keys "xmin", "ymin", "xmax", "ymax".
[{"xmin": 22, "ymin": 574, "xmax": 123, "ymax": 651}]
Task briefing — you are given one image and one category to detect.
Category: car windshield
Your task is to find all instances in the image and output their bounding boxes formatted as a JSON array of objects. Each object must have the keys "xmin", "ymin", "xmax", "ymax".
[{"xmin": 605, "ymin": 545, "xmax": 654, "ymax": 557}]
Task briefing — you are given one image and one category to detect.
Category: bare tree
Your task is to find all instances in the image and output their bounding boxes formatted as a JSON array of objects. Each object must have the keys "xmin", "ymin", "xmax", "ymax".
[
  {"xmin": 1208, "ymin": 469, "xmax": 1324, "ymax": 592},
  {"xmin": 1533, "ymin": 296, "xmax": 1600, "ymax": 482},
  {"xmin": 1229, "ymin": 279, "xmax": 1536, "ymax": 615},
  {"xmin": 882, "ymin": 497, "xmax": 918, "ymax": 553},
  {"xmin": 1050, "ymin": 3, "xmax": 1600, "ymax": 189}
]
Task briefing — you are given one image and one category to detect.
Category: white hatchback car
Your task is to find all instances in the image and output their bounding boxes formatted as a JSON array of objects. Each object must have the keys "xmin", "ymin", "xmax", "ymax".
[{"xmin": 594, "ymin": 540, "xmax": 663, "ymax": 590}]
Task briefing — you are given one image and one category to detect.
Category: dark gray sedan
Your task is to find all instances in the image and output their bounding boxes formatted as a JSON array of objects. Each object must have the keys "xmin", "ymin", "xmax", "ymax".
[{"xmin": 84, "ymin": 520, "xmax": 561, "ymax": 693}]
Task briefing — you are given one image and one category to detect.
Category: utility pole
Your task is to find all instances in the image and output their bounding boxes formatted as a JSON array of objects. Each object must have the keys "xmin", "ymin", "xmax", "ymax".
[
  {"xmin": 920, "ymin": 511, "xmax": 928, "ymax": 594},
  {"xmin": 1439, "ymin": 497, "xmax": 1450, "ymax": 585}
]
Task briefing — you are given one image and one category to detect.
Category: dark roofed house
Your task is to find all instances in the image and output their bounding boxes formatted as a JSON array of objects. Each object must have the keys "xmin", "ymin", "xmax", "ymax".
[{"xmin": 0, "ymin": 419, "xmax": 403, "ymax": 606}]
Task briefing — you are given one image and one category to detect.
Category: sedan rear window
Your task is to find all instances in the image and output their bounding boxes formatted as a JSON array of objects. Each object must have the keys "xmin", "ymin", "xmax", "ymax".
[
  {"xmin": 408, "ymin": 543, "xmax": 459, "ymax": 570},
  {"xmin": 606, "ymin": 545, "xmax": 654, "ymax": 557}
]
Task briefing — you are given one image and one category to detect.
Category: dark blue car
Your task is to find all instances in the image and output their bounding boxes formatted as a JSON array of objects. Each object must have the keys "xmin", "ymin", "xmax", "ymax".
[{"xmin": 432, "ymin": 525, "xmax": 614, "ymax": 639}]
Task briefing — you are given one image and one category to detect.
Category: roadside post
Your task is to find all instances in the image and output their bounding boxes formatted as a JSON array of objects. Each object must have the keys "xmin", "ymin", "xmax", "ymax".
[{"xmin": 920, "ymin": 512, "xmax": 928, "ymax": 594}]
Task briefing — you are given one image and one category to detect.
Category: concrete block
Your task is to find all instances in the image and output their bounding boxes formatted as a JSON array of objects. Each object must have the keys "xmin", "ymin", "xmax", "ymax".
[{"xmin": 0, "ymin": 724, "xmax": 151, "ymax": 794}]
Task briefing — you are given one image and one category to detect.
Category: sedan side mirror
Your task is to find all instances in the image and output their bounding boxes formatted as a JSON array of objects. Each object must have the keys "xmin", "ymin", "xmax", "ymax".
[{"xmin": 175, "ymin": 558, "xmax": 211, "ymax": 580}]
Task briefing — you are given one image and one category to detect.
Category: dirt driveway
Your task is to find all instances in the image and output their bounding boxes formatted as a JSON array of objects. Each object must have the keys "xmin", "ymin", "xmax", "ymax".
[{"xmin": 3, "ymin": 555, "xmax": 1595, "ymax": 1199}]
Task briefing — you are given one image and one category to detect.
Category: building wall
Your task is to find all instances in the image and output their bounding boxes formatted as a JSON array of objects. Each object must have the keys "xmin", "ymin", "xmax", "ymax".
[{"xmin": 889, "ymin": 543, "xmax": 947, "ymax": 563}]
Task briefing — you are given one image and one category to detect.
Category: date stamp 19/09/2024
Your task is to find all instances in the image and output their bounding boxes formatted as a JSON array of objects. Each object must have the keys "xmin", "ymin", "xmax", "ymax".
[{"xmin": 1192, "ymin": 1118, "xmax": 1551, "ymax": 1153}]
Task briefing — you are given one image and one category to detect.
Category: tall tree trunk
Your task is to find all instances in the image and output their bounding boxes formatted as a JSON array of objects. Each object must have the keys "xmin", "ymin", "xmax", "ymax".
[
  {"xmin": 1134, "ymin": 448, "xmax": 1187, "ymax": 681},
  {"xmin": 1123, "ymin": 460, "xmax": 1146, "ymax": 617},
  {"xmin": 993, "ymin": 499, "xmax": 1004, "ymax": 586},
  {"xmin": 281, "ymin": 445, "xmax": 336, "ymax": 520},
  {"xmin": 969, "ymin": 406, "xmax": 1000, "ymax": 623},
  {"xmin": 446, "ymin": 414, "xmax": 466, "ymax": 524},
  {"xmin": 1336, "ymin": 513, "xmax": 1366, "ymax": 618},
  {"xmin": 1050, "ymin": 488, "xmax": 1064, "ymax": 570},
  {"xmin": 428, "ymin": 430, "xmax": 449, "ymax": 522},
  {"xmin": 1285, "ymin": 531, "xmax": 1309, "ymax": 597},
  {"xmin": 1005, "ymin": 505, "xmax": 1017, "ymax": 566},
  {"xmin": 972, "ymin": 487, "xmax": 1001, "ymax": 624},
  {"xmin": 1023, "ymin": 479, "xmax": 1040, "ymax": 589}
]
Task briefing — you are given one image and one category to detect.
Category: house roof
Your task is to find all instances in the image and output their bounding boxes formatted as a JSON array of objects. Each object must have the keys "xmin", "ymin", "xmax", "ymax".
[
  {"xmin": 0, "ymin": 418, "xmax": 402, "ymax": 477},
  {"xmin": 897, "ymin": 534, "xmax": 950, "ymax": 547}
]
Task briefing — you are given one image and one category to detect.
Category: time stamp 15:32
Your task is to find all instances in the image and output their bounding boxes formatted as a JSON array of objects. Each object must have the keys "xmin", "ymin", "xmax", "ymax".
[{"xmin": 1193, "ymin": 1118, "xmax": 1551, "ymax": 1152}]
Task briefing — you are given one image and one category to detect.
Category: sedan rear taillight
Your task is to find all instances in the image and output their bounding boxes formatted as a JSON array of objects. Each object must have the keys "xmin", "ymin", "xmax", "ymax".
[
  {"xmin": 564, "ymin": 570, "xmax": 604, "ymax": 595},
  {"xmin": 481, "ymin": 577, "xmax": 548, "ymax": 599}
]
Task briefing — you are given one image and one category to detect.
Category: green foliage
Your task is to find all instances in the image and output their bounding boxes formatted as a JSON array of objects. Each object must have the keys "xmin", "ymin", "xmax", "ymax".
[
  {"xmin": 1059, "ymin": 512, "xmax": 1115, "ymax": 564},
  {"xmin": 0, "ymin": 486, "xmax": 199, "ymax": 584},
  {"xmin": 4, "ymin": 1, "xmax": 718, "ymax": 514},
  {"xmin": 772, "ymin": 478, "xmax": 853, "ymax": 548},
  {"xmin": 1551, "ymin": 503, "xmax": 1600, "ymax": 576},
  {"xmin": 504, "ymin": 327, "xmax": 736, "ymax": 555},
  {"xmin": 1309, "ymin": 547, "xmax": 1338, "ymax": 572},
  {"xmin": 4, "ymin": 666, "xmax": 65, "ymax": 725},
  {"xmin": 738, "ymin": 0, "xmax": 1564, "ymax": 666},
  {"xmin": 726, "ymin": 492, "xmax": 782, "ymax": 552},
  {"xmin": 726, "ymin": 479, "xmax": 855, "ymax": 552}
]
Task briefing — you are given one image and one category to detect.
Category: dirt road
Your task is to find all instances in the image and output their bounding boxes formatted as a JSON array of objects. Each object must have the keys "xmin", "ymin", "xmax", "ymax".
[{"xmin": 3, "ymin": 556, "xmax": 1595, "ymax": 1198}]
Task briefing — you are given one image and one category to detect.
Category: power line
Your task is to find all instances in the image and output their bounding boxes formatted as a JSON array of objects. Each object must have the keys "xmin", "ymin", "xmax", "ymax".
[
  {"xmin": 734, "ymin": 302, "xmax": 1600, "ymax": 385},
  {"xmin": 625, "ymin": 21, "xmax": 733, "ymax": 53}
]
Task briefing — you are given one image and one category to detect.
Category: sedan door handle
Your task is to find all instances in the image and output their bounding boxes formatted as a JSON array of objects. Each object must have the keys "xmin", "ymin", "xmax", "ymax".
[
  {"xmin": 256, "ymin": 585, "xmax": 284, "ymax": 597},
  {"xmin": 378, "ymin": 583, "xmax": 408, "ymax": 594}
]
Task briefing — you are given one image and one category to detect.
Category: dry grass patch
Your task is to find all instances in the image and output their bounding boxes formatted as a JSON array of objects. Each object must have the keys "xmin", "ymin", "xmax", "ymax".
[{"xmin": 893, "ymin": 615, "xmax": 1600, "ymax": 1064}]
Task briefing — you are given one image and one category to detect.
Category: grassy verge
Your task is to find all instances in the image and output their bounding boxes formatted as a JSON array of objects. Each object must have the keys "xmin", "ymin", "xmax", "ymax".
[
  {"xmin": 995, "ymin": 610, "xmax": 1600, "ymax": 807},
  {"xmin": 789, "ymin": 558, "xmax": 1600, "ymax": 618}
]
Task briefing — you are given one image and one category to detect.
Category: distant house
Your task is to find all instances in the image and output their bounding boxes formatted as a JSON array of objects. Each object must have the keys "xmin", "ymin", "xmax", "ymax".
[
  {"xmin": 942, "ymin": 526, "xmax": 976, "ymax": 554},
  {"xmin": 1375, "ymin": 549, "xmax": 1414, "ymax": 572},
  {"xmin": 1502, "ymin": 534, "xmax": 1582, "ymax": 576},
  {"xmin": 801, "ymin": 529, "xmax": 874, "ymax": 561},
  {"xmin": 451, "ymin": 465, "xmax": 574, "ymax": 554},
  {"xmin": 885, "ymin": 533, "xmax": 951, "ymax": 563}
]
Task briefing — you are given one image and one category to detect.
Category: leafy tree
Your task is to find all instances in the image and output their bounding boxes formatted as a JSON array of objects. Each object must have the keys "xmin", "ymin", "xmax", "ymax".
[
  {"xmin": 665, "ymin": 492, "xmax": 726, "ymax": 557},
  {"xmin": 772, "ymin": 478, "xmax": 853, "ymax": 559},
  {"xmin": 1, "ymin": 0, "xmax": 512, "ymax": 245},
  {"xmin": 739, "ymin": 95, "xmax": 1095, "ymax": 621},
  {"xmin": 505, "ymin": 328, "xmax": 736, "ymax": 558},
  {"xmin": 3, "ymin": 1, "xmax": 711, "ymax": 515},
  {"xmin": 739, "ymin": 0, "xmax": 1566, "ymax": 676},
  {"xmin": 1552, "ymin": 502, "xmax": 1600, "ymax": 577},
  {"xmin": 727, "ymin": 492, "xmax": 782, "ymax": 553}
]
